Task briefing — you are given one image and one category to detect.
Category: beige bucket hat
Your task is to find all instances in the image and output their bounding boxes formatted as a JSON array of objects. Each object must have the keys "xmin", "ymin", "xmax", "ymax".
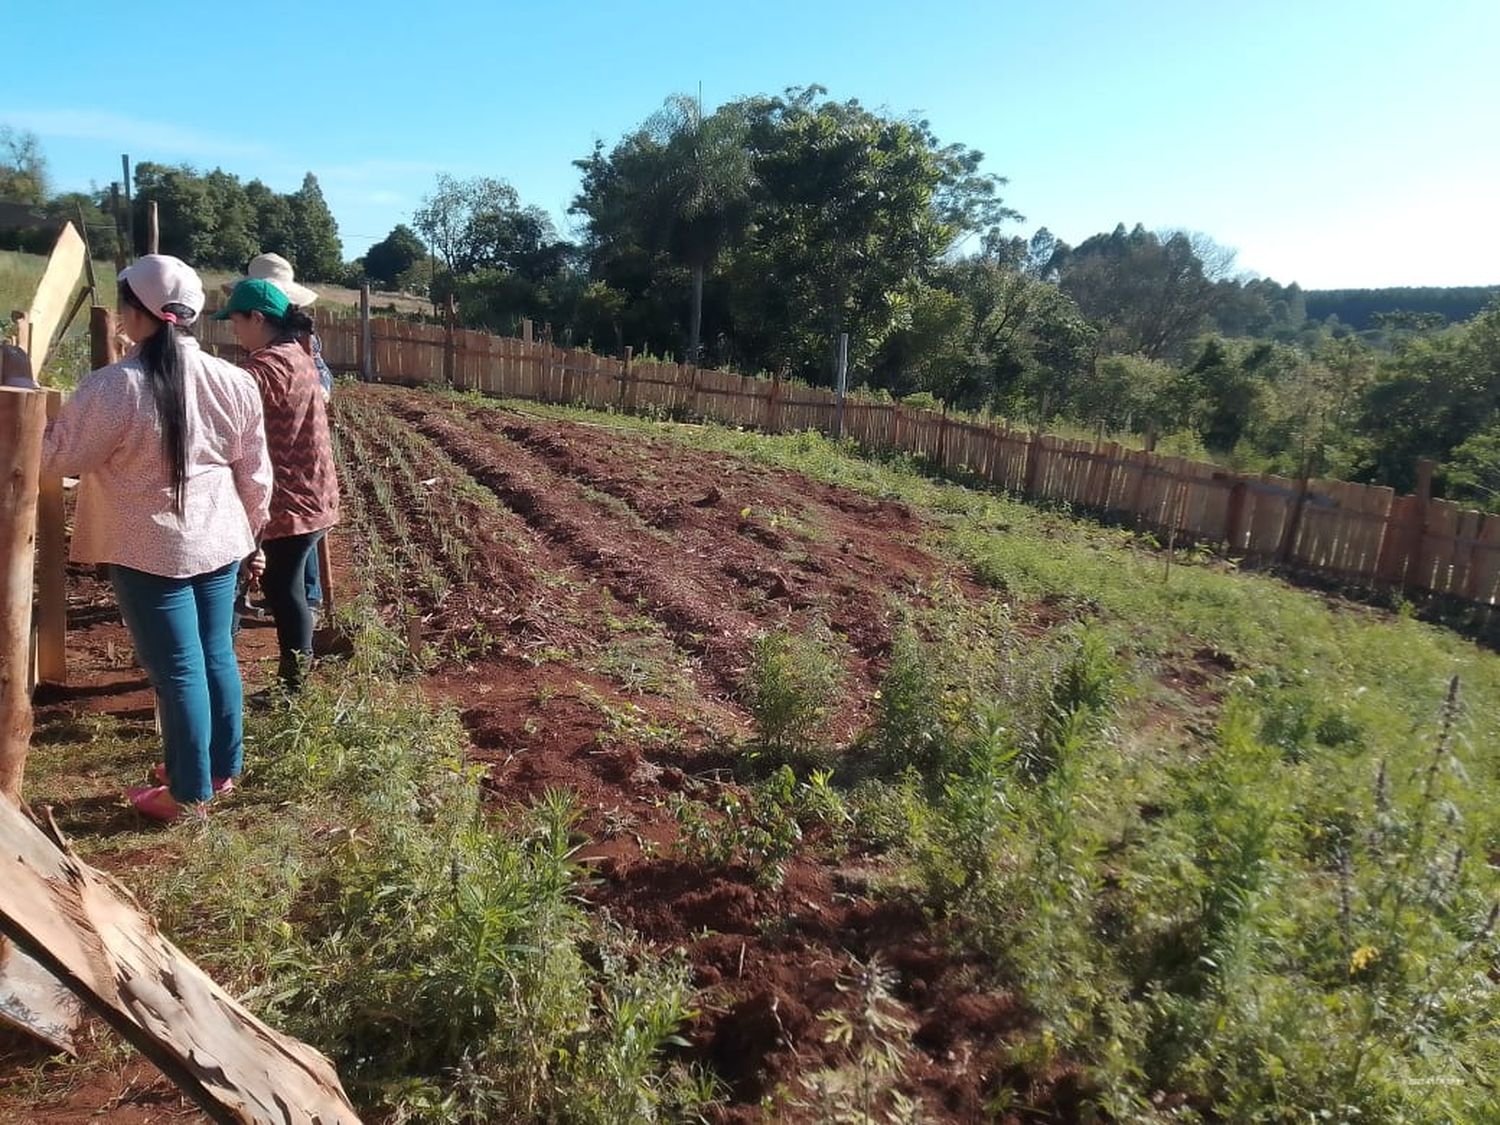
[{"xmin": 223, "ymin": 252, "xmax": 318, "ymax": 306}]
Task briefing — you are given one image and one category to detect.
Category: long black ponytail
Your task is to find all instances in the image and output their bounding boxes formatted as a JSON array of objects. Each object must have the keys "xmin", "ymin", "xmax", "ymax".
[
  {"xmin": 120, "ymin": 280, "xmax": 190, "ymax": 515},
  {"xmin": 266, "ymin": 305, "xmax": 316, "ymax": 345}
]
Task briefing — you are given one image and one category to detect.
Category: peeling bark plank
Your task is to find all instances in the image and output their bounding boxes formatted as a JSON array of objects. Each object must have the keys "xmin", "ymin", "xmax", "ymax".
[
  {"xmin": 0, "ymin": 801, "xmax": 360, "ymax": 1125},
  {"xmin": 0, "ymin": 941, "xmax": 79, "ymax": 1053}
]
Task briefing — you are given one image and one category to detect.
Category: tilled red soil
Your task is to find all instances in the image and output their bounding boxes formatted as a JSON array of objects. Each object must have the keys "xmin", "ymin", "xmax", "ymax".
[
  {"xmin": 348, "ymin": 389, "xmax": 1060, "ymax": 1119},
  {"xmin": 5, "ymin": 386, "xmax": 1078, "ymax": 1122}
]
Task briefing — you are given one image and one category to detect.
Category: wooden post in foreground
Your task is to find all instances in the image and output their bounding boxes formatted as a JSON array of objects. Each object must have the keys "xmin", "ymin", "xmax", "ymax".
[
  {"xmin": 145, "ymin": 201, "xmax": 160, "ymax": 256},
  {"xmin": 0, "ymin": 388, "xmax": 48, "ymax": 802},
  {"xmin": 35, "ymin": 389, "xmax": 65, "ymax": 685},
  {"xmin": 90, "ymin": 306, "xmax": 119, "ymax": 370}
]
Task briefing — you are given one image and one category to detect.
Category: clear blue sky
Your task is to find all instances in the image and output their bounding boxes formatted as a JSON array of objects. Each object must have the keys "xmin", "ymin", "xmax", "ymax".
[{"xmin": 3, "ymin": 0, "xmax": 1496, "ymax": 288}]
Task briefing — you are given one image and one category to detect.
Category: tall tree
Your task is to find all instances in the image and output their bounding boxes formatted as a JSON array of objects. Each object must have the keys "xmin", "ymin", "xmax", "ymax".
[
  {"xmin": 289, "ymin": 173, "xmax": 343, "ymax": 281},
  {"xmin": 622, "ymin": 94, "xmax": 753, "ymax": 363},
  {"xmin": 1053, "ymin": 224, "xmax": 1236, "ymax": 360},
  {"xmin": 132, "ymin": 162, "xmax": 215, "ymax": 261},
  {"xmin": 0, "ymin": 126, "xmax": 48, "ymax": 205},
  {"xmin": 414, "ymin": 175, "xmax": 569, "ymax": 280},
  {"xmin": 725, "ymin": 87, "xmax": 1016, "ymax": 380},
  {"xmin": 363, "ymin": 223, "xmax": 428, "ymax": 289},
  {"xmin": 245, "ymin": 179, "xmax": 296, "ymax": 262}
]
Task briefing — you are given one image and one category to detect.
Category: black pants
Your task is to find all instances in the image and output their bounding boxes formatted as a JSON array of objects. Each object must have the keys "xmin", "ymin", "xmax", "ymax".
[{"xmin": 261, "ymin": 530, "xmax": 324, "ymax": 688}]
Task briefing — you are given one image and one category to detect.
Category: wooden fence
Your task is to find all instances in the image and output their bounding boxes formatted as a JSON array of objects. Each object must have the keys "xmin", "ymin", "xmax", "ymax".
[{"xmin": 197, "ymin": 311, "xmax": 1500, "ymax": 610}]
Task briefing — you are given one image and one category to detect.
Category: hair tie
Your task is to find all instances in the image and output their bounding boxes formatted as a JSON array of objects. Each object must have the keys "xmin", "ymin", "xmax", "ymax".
[{"xmin": 160, "ymin": 311, "xmax": 179, "ymax": 325}]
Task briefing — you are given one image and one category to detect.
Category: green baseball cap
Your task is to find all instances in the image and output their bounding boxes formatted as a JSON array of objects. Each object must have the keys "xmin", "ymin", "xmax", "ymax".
[{"xmin": 213, "ymin": 277, "xmax": 291, "ymax": 320}]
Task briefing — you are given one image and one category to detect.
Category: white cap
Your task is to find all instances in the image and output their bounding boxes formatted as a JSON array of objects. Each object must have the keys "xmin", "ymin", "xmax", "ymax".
[
  {"xmin": 119, "ymin": 255, "xmax": 206, "ymax": 326},
  {"xmin": 245, "ymin": 253, "xmax": 318, "ymax": 306}
]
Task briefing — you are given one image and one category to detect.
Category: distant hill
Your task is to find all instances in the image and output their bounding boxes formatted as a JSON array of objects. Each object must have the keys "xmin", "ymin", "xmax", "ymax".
[{"xmin": 1303, "ymin": 286, "xmax": 1500, "ymax": 331}]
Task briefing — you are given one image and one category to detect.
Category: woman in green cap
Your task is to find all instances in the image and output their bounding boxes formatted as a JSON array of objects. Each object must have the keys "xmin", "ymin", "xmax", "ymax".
[{"xmin": 217, "ymin": 278, "xmax": 340, "ymax": 691}]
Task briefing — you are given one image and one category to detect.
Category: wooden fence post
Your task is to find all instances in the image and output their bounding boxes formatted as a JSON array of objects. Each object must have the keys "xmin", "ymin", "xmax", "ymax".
[
  {"xmin": 90, "ymin": 306, "xmax": 118, "ymax": 370},
  {"xmin": 936, "ymin": 406, "xmax": 950, "ymax": 468},
  {"xmin": 1224, "ymin": 477, "xmax": 1249, "ymax": 553},
  {"xmin": 522, "ymin": 318, "xmax": 533, "ymax": 346},
  {"xmin": 1023, "ymin": 430, "xmax": 1044, "ymax": 498},
  {"xmin": 1406, "ymin": 458, "xmax": 1436, "ymax": 589},
  {"xmin": 120, "ymin": 154, "xmax": 134, "ymax": 259},
  {"xmin": 619, "ymin": 346, "xmax": 635, "ymax": 412},
  {"xmin": 571, "ymin": 351, "xmax": 584, "ymax": 404},
  {"xmin": 145, "ymin": 201, "xmax": 159, "ymax": 256},
  {"xmin": 0, "ymin": 389, "xmax": 49, "ymax": 802},
  {"xmin": 359, "ymin": 285, "xmax": 372, "ymax": 382},
  {"xmin": 109, "ymin": 183, "xmax": 127, "ymax": 273},
  {"xmin": 442, "ymin": 293, "xmax": 457, "ymax": 389},
  {"xmin": 35, "ymin": 390, "xmax": 65, "ymax": 685},
  {"xmin": 1278, "ymin": 463, "xmax": 1313, "ymax": 564},
  {"xmin": 833, "ymin": 332, "xmax": 848, "ymax": 439},
  {"xmin": 1129, "ymin": 449, "xmax": 1153, "ymax": 524}
]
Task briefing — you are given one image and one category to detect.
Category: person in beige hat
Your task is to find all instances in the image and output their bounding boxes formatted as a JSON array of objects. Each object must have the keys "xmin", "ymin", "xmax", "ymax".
[
  {"xmin": 226, "ymin": 253, "xmax": 331, "ymax": 398},
  {"xmin": 43, "ymin": 255, "xmax": 272, "ymax": 821},
  {"xmin": 226, "ymin": 253, "xmax": 335, "ymax": 617}
]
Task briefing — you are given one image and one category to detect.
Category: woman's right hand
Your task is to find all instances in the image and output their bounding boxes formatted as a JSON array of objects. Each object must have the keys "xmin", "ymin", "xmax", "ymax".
[{"xmin": 247, "ymin": 549, "xmax": 266, "ymax": 583}]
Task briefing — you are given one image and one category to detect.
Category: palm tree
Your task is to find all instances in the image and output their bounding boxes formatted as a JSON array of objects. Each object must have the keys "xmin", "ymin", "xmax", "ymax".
[{"xmin": 638, "ymin": 95, "xmax": 753, "ymax": 364}]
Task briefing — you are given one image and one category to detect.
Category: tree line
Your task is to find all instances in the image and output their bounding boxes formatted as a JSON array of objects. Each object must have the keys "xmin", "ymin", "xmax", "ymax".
[
  {"xmin": 3, "ymin": 100, "xmax": 1498, "ymax": 508},
  {"xmin": 0, "ymin": 126, "xmax": 344, "ymax": 282}
]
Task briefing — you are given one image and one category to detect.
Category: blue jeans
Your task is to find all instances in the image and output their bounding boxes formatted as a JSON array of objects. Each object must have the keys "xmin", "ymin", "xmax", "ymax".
[{"xmin": 112, "ymin": 562, "xmax": 243, "ymax": 803}]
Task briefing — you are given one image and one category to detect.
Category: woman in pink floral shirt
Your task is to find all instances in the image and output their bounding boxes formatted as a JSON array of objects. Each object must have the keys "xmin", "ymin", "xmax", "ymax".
[{"xmin": 43, "ymin": 256, "xmax": 272, "ymax": 821}]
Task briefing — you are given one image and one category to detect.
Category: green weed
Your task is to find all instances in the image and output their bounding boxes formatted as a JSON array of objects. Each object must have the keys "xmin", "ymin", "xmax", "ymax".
[{"xmin": 744, "ymin": 623, "xmax": 846, "ymax": 771}]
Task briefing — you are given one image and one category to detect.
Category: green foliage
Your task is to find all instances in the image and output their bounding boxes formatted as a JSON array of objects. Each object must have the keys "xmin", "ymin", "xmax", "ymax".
[
  {"xmin": 0, "ymin": 126, "xmax": 47, "ymax": 204},
  {"xmin": 1444, "ymin": 422, "xmax": 1500, "ymax": 511},
  {"xmin": 744, "ymin": 623, "xmax": 846, "ymax": 769},
  {"xmin": 1350, "ymin": 301, "xmax": 1500, "ymax": 491},
  {"xmin": 1305, "ymin": 286, "xmax": 1500, "ymax": 332},
  {"xmin": 871, "ymin": 595, "xmax": 1021, "ymax": 782},
  {"xmin": 127, "ymin": 162, "xmax": 344, "ymax": 278},
  {"xmin": 415, "ymin": 174, "xmax": 569, "ymax": 280},
  {"xmin": 362, "ymin": 223, "xmax": 428, "ymax": 290},
  {"xmin": 1052, "ymin": 224, "xmax": 1238, "ymax": 361},
  {"xmin": 575, "ymin": 85, "xmax": 1014, "ymax": 377},
  {"xmin": 289, "ymin": 173, "xmax": 344, "ymax": 281},
  {"xmin": 150, "ymin": 636, "xmax": 709, "ymax": 1122},
  {"xmin": 460, "ymin": 393, "xmax": 1500, "ymax": 1117}
]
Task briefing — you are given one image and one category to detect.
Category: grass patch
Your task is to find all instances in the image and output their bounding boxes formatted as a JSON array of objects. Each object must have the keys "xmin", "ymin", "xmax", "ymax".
[{"xmin": 23, "ymin": 614, "xmax": 716, "ymax": 1123}]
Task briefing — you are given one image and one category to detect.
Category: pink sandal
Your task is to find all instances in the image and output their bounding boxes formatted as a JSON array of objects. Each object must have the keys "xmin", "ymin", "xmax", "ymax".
[
  {"xmin": 127, "ymin": 785, "xmax": 207, "ymax": 823},
  {"xmin": 150, "ymin": 764, "xmax": 235, "ymax": 795}
]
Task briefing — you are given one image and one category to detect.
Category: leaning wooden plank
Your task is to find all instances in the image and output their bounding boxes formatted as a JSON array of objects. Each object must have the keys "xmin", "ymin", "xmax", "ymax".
[
  {"xmin": 0, "ymin": 800, "xmax": 361, "ymax": 1125},
  {"xmin": 0, "ymin": 940, "xmax": 79, "ymax": 1053},
  {"xmin": 23, "ymin": 223, "xmax": 87, "ymax": 372}
]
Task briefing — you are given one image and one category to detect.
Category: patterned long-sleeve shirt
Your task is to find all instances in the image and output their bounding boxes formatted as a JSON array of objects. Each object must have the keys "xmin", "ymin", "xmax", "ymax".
[
  {"xmin": 239, "ymin": 340, "xmax": 340, "ymax": 541},
  {"xmin": 42, "ymin": 336, "xmax": 272, "ymax": 577}
]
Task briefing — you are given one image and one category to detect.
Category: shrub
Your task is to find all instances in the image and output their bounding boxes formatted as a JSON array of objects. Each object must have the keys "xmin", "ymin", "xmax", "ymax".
[{"xmin": 744, "ymin": 624, "xmax": 845, "ymax": 769}]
